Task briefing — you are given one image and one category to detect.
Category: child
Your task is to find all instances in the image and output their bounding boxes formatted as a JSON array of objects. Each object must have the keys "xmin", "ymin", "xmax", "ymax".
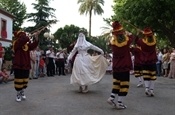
[
  {"xmin": 39, "ymin": 55, "xmax": 46, "ymax": 77},
  {"xmin": 0, "ymin": 68, "xmax": 10, "ymax": 83}
]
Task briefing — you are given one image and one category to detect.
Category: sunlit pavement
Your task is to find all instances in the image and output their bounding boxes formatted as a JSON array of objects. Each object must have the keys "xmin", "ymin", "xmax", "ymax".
[{"xmin": 0, "ymin": 73, "xmax": 175, "ymax": 115}]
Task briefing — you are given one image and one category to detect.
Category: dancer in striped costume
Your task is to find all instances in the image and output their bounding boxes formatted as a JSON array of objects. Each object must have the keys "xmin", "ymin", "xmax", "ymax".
[
  {"xmin": 130, "ymin": 44, "xmax": 144, "ymax": 87},
  {"xmin": 107, "ymin": 21, "xmax": 135, "ymax": 109},
  {"xmin": 135, "ymin": 27, "xmax": 157, "ymax": 97},
  {"xmin": 13, "ymin": 30, "xmax": 39, "ymax": 102}
]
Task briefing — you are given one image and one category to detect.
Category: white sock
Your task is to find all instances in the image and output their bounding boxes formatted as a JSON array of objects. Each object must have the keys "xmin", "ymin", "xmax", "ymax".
[
  {"xmin": 144, "ymin": 80, "xmax": 150, "ymax": 89},
  {"xmin": 149, "ymin": 80, "xmax": 155, "ymax": 90},
  {"xmin": 17, "ymin": 91, "xmax": 21, "ymax": 95},
  {"xmin": 138, "ymin": 77, "xmax": 143, "ymax": 83},
  {"xmin": 118, "ymin": 96, "xmax": 124, "ymax": 103},
  {"xmin": 110, "ymin": 93, "xmax": 116, "ymax": 99},
  {"xmin": 141, "ymin": 77, "xmax": 144, "ymax": 83}
]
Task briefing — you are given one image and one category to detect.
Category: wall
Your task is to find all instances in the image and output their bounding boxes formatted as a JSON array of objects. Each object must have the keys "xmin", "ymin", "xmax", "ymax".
[{"xmin": 0, "ymin": 13, "xmax": 13, "ymax": 47}]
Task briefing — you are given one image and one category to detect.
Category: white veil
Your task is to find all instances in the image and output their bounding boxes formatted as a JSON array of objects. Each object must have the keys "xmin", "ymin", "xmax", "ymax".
[{"xmin": 74, "ymin": 33, "xmax": 91, "ymax": 48}]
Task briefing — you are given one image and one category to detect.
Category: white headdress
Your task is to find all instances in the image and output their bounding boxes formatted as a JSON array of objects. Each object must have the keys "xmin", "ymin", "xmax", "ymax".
[{"xmin": 74, "ymin": 33, "xmax": 91, "ymax": 48}]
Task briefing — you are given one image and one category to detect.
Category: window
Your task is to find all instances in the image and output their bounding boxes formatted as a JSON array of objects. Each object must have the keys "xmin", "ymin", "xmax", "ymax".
[
  {"xmin": 2, "ymin": 19, "xmax": 6, "ymax": 30},
  {"xmin": 1, "ymin": 19, "xmax": 7, "ymax": 38}
]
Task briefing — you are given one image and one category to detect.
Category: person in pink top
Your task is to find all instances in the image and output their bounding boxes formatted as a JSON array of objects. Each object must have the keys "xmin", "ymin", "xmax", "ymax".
[
  {"xmin": 0, "ymin": 68, "xmax": 9, "ymax": 83},
  {"xmin": 0, "ymin": 42, "xmax": 5, "ymax": 71}
]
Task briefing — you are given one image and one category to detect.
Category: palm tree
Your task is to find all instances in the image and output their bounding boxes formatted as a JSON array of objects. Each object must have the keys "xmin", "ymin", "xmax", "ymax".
[
  {"xmin": 100, "ymin": 18, "xmax": 113, "ymax": 40},
  {"xmin": 78, "ymin": 0, "xmax": 104, "ymax": 37}
]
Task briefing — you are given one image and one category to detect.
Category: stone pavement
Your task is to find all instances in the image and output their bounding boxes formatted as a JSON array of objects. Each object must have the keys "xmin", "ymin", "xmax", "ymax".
[{"xmin": 0, "ymin": 73, "xmax": 175, "ymax": 115}]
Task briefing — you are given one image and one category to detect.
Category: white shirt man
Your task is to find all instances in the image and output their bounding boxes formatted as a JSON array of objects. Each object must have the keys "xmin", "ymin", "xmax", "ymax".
[{"xmin": 46, "ymin": 47, "xmax": 55, "ymax": 76}]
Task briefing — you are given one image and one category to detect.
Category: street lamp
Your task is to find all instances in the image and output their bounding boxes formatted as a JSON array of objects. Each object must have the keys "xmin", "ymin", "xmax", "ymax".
[{"xmin": 44, "ymin": 32, "xmax": 54, "ymax": 47}]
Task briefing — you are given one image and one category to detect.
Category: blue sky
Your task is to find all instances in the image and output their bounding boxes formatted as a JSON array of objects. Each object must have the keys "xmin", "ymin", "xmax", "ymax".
[{"xmin": 20, "ymin": 0, "xmax": 114, "ymax": 36}]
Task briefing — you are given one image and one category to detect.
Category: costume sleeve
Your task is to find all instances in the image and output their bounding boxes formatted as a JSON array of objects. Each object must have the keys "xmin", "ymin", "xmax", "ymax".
[
  {"xmin": 67, "ymin": 47, "xmax": 78, "ymax": 61},
  {"xmin": 90, "ymin": 44, "xmax": 104, "ymax": 55},
  {"xmin": 135, "ymin": 36, "xmax": 139, "ymax": 42},
  {"xmin": 28, "ymin": 40, "xmax": 39, "ymax": 51},
  {"xmin": 128, "ymin": 34, "xmax": 137, "ymax": 44},
  {"xmin": 134, "ymin": 36, "xmax": 140, "ymax": 46}
]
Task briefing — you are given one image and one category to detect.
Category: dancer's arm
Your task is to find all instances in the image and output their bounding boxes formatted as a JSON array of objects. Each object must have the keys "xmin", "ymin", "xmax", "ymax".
[
  {"xmin": 67, "ymin": 47, "xmax": 78, "ymax": 61},
  {"xmin": 90, "ymin": 44, "xmax": 104, "ymax": 55}
]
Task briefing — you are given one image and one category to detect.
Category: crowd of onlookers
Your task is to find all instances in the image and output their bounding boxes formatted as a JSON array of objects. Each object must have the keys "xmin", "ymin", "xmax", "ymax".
[
  {"xmin": 156, "ymin": 47, "xmax": 175, "ymax": 79},
  {"xmin": 0, "ymin": 43, "xmax": 175, "ymax": 84},
  {"xmin": 0, "ymin": 45, "xmax": 68, "ymax": 83},
  {"xmin": 104, "ymin": 47, "xmax": 175, "ymax": 80},
  {"xmin": 0, "ymin": 42, "xmax": 8, "ymax": 84},
  {"xmin": 0, "ymin": 45, "xmax": 112, "ymax": 84}
]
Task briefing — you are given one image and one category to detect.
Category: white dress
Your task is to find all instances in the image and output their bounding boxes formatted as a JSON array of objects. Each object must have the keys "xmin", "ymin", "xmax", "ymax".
[{"xmin": 68, "ymin": 45, "xmax": 109, "ymax": 86}]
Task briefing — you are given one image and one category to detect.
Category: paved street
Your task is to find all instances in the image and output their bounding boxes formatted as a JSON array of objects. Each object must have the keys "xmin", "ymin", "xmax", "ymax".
[{"xmin": 0, "ymin": 73, "xmax": 175, "ymax": 115}]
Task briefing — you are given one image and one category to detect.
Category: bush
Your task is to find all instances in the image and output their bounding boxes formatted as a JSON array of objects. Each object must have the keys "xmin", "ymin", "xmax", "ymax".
[{"xmin": 4, "ymin": 46, "xmax": 12, "ymax": 61}]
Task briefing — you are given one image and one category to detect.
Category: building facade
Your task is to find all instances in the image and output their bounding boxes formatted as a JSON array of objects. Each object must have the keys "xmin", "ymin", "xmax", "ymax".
[{"xmin": 0, "ymin": 8, "xmax": 14, "ymax": 47}]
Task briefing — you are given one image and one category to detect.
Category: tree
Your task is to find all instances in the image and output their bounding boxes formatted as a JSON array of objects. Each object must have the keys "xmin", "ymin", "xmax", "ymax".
[
  {"xmin": 100, "ymin": 18, "xmax": 113, "ymax": 41},
  {"xmin": 78, "ymin": 0, "xmax": 104, "ymax": 37},
  {"xmin": 0, "ymin": 0, "xmax": 27, "ymax": 31},
  {"xmin": 112, "ymin": 0, "xmax": 175, "ymax": 47},
  {"xmin": 54, "ymin": 25, "xmax": 88, "ymax": 51},
  {"xmin": 92, "ymin": 36, "xmax": 110, "ymax": 53},
  {"xmin": 25, "ymin": 0, "xmax": 57, "ymax": 50}
]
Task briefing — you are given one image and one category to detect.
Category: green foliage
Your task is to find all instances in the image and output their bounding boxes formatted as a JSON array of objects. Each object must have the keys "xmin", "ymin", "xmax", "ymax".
[
  {"xmin": 54, "ymin": 25, "xmax": 87, "ymax": 51},
  {"xmin": 90, "ymin": 36, "xmax": 110, "ymax": 53},
  {"xmin": 24, "ymin": 0, "xmax": 58, "ymax": 50},
  {"xmin": 112, "ymin": 0, "xmax": 175, "ymax": 47},
  {"xmin": 27, "ymin": 0, "xmax": 57, "ymax": 27},
  {"xmin": 78, "ymin": 0, "xmax": 104, "ymax": 37},
  {"xmin": 156, "ymin": 35, "xmax": 171, "ymax": 49},
  {"xmin": 101, "ymin": 18, "xmax": 112, "ymax": 37},
  {"xmin": 53, "ymin": 25, "xmax": 110, "ymax": 54},
  {"xmin": 0, "ymin": 0, "xmax": 27, "ymax": 31},
  {"xmin": 3, "ymin": 46, "xmax": 12, "ymax": 61}
]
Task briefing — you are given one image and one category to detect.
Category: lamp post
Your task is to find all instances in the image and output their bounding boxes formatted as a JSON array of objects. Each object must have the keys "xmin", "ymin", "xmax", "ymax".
[{"xmin": 44, "ymin": 32, "xmax": 54, "ymax": 47}]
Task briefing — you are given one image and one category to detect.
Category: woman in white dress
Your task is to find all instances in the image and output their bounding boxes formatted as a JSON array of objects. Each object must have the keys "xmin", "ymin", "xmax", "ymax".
[{"xmin": 68, "ymin": 33, "xmax": 109, "ymax": 93}]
